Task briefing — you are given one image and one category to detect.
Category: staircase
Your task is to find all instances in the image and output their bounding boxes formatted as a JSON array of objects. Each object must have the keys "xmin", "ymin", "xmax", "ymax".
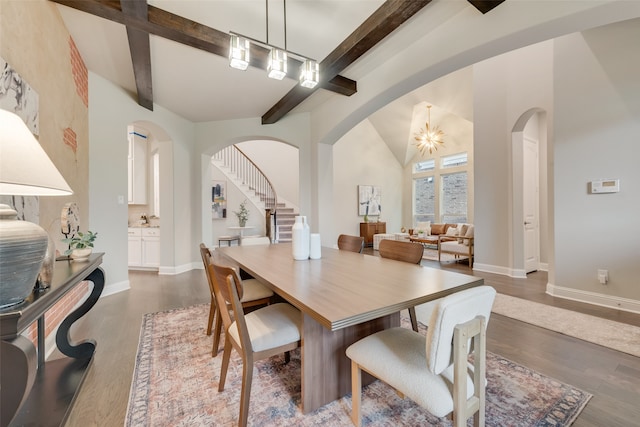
[
  {"xmin": 275, "ymin": 205, "xmax": 296, "ymax": 242},
  {"xmin": 213, "ymin": 145, "xmax": 297, "ymax": 242}
]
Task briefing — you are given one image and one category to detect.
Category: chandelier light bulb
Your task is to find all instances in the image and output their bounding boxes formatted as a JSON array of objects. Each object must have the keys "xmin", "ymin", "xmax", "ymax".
[
  {"xmin": 229, "ymin": 34, "xmax": 250, "ymax": 70},
  {"xmin": 414, "ymin": 105, "xmax": 444, "ymax": 156}
]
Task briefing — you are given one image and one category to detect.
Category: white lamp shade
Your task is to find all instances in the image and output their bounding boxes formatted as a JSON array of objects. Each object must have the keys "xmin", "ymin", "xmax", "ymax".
[{"xmin": 0, "ymin": 109, "xmax": 73, "ymax": 196}]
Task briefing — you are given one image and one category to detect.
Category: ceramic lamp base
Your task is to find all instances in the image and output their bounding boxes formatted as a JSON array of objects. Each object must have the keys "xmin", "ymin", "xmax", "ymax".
[{"xmin": 0, "ymin": 204, "xmax": 48, "ymax": 308}]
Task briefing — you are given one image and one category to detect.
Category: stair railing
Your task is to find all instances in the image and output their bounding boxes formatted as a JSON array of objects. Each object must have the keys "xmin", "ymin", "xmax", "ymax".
[{"xmin": 213, "ymin": 144, "xmax": 278, "ymax": 238}]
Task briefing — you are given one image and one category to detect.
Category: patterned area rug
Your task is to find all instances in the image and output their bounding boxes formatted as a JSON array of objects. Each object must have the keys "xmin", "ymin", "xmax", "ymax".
[{"xmin": 125, "ymin": 304, "xmax": 592, "ymax": 426}]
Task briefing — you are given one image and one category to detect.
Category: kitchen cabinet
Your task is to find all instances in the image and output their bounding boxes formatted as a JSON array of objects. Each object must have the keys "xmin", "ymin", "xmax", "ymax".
[
  {"xmin": 128, "ymin": 228, "xmax": 142, "ymax": 267},
  {"xmin": 141, "ymin": 228, "xmax": 160, "ymax": 268},
  {"xmin": 128, "ymin": 227, "xmax": 160, "ymax": 269},
  {"xmin": 359, "ymin": 222, "xmax": 386, "ymax": 247},
  {"xmin": 128, "ymin": 127, "xmax": 148, "ymax": 205}
]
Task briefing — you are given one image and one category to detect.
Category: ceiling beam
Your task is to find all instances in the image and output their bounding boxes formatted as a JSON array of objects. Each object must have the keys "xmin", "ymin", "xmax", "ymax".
[
  {"xmin": 50, "ymin": 0, "xmax": 356, "ymax": 97},
  {"xmin": 261, "ymin": 0, "xmax": 432, "ymax": 125},
  {"xmin": 467, "ymin": 0, "xmax": 506, "ymax": 14},
  {"xmin": 120, "ymin": 0, "xmax": 153, "ymax": 110}
]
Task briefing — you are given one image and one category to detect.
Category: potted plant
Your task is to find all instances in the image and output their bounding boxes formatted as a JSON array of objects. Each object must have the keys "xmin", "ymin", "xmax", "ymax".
[
  {"xmin": 63, "ymin": 230, "xmax": 98, "ymax": 261},
  {"xmin": 234, "ymin": 200, "xmax": 249, "ymax": 227}
]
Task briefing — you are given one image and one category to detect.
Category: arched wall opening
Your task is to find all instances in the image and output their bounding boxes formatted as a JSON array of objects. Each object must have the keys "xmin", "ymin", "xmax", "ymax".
[{"xmin": 200, "ymin": 138, "xmax": 299, "ymax": 248}]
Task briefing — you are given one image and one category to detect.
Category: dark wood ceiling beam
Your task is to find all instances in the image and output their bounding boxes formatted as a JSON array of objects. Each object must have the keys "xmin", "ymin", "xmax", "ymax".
[
  {"xmin": 467, "ymin": 0, "xmax": 506, "ymax": 14},
  {"xmin": 50, "ymin": 0, "xmax": 356, "ymax": 97},
  {"xmin": 262, "ymin": 0, "xmax": 432, "ymax": 125},
  {"xmin": 121, "ymin": 0, "xmax": 153, "ymax": 110}
]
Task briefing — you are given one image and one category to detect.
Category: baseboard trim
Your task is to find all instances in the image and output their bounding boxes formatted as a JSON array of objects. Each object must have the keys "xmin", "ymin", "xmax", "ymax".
[
  {"xmin": 158, "ymin": 263, "xmax": 196, "ymax": 275},
  {"xmin": 546, "ymin": 283, "xmax": 640, "ymax": 314},
  {"xmin": 473, "ymin": 263, "xmax": 527, "ymax": 278},
  {"xmin": 102, "ymin": 279, "xmax": 130, "ymax": 297},
  {"xmin": 538, "ymin": 262, "xmax": 549, "ymax": 272}
]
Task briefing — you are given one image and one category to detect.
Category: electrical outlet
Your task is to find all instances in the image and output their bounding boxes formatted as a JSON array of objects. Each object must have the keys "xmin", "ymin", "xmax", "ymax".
[{"xmin": 597, "ymin": 269, "xmax": 608, "ymax": 284}]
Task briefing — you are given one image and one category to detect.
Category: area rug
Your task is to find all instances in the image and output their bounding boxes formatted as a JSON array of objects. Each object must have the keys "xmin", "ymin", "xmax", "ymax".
[
  {"xmin": 125, "ymin": 304, "xmax": 592, "ymax": 426},
  {"xmin": 422, "ymin": 247, "xmax": 466, "ymax": 263},
  {"xmin": 492, "ymin": 293, "xmax": 640, "ymax": 357}
]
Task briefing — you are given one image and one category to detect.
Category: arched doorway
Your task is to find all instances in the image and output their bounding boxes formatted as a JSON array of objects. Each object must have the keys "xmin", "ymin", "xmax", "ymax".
[{"xmin": 511, "ymin": 109, "xmax": 549, "ymax": 276}]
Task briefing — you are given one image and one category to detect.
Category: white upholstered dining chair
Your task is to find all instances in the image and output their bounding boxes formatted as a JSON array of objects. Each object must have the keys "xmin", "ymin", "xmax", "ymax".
[
  {"xmin": 209, "ymin": 262, "xmax": 302, "ymax": 427},
  {"xmin": 346, "ymin": 285, "xmax": 496, "ymax": 427}
]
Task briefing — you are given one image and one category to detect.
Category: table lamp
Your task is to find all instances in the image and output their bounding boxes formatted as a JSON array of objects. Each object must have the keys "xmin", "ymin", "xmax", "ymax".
[{"xmin": 0, "ymin": 109, "xmax": 73, "ymax": 308}]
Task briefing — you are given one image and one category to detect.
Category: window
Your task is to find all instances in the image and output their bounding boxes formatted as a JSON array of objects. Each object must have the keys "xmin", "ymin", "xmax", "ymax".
[
  {"xmin": 414, "ymin": 159, "xmax": 435, "ymax": 172},
  {"xmin": 414, "ymin": 176, "xmax": 435, "ymax": 222},
  {"xmin": 152, "ymin": 151, "xmax": 160, "ymax": 217},
  {"xmin": 413, "ymin": 152, "xmax": 469, "ymax": 224},
  {"xmin": 441, "ymin": 172, "xmax": 467, "ymax": 223},
  {"xmin": 441, "ymin": 152, "xmax": 467, "ymax": 168}
]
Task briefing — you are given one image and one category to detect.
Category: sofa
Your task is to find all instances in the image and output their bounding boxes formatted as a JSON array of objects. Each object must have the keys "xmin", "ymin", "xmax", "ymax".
[{"xmin": 411, "ymin": 222, "xmax": 474, "ymax": 267}]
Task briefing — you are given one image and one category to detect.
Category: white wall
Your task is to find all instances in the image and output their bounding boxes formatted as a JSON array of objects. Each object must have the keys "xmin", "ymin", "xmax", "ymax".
[
  {"xmin": 473, "ymin": 40, "xmax": 554, "ymax": 277},
  {"xmin": 89, "ymin": 73, "xmax": 195, "ymax": 291},
  {"xmin": 552, "ymin": 20, "xmax": 640, "ymax": 305},
  {"xmin": 236, "ymin": 140, "xmax": 299, "ymax": 208},
  {"xmin": 332, "ymin": 120, "xmax": 403, "ymax": 242}
]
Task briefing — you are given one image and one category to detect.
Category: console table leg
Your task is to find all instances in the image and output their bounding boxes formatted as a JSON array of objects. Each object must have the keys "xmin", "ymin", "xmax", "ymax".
[{"xmin": 56, "ymin": 267, "xmax": 105, "ymax": 359}]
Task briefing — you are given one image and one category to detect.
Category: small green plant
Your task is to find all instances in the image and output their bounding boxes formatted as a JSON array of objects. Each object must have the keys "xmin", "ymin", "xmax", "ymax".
[
  {"xmin": 63, "ymin": 230, "xmax": 98, "ymax": 255},
  {"xmin": 234, "ymin": 200, "xmax": 249, "ymax": 227}
]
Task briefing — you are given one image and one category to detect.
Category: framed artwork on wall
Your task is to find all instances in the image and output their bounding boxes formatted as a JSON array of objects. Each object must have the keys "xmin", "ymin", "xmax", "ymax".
[
  {"xmin": 0, "ymin": 56, "xmax": 40, "ymax": 222},
  {"xmin": 358, "ymin": 185, "xmax": 381, "ymax": 216},
  {"xmin": 212, "ymin": 180, "xmax": 227, "ymax": 219}
]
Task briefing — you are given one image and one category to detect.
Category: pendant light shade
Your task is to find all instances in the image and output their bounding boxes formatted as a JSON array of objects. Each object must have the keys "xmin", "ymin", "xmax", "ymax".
[
  {"xmin": 300, "ymin": 59, "xmax": 319, "ymax": 88},
  {"xmin": 268, "ymin": 48, "xmax": 288, "ymax": 80},
  {"xmin": 229, "ymin": 34, "xmax": 250, "ymax": 70}
]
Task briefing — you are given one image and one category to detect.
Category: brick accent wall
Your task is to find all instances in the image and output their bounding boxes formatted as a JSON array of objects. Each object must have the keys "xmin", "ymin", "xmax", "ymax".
[
  {"xmin": 24, "ymin": 281, "xmax": 90, "ymax": 348},
  {"xmin": 69, "ymin": 36, "xmax": 88, "ymax": 108},
  {"xmin": 63, "ymin": 127, "xmax": 77, "ymax": 153}
]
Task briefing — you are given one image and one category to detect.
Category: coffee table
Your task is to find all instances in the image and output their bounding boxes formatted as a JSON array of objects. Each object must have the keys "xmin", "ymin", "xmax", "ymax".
[{"xmin": 409, "ymin": 234, "xmax": 440, "ymax": 249}]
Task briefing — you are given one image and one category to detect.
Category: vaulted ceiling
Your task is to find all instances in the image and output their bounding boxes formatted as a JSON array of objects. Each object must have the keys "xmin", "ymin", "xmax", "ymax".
[{"xmin": 52, "ymin": 0, "xmax": 504, "ymax": 165}]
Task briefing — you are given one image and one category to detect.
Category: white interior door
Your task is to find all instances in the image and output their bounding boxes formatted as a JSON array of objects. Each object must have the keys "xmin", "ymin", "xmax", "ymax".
[{"xmin": 523, "ymin": 137, "xmax": 539, "ymax": 273}]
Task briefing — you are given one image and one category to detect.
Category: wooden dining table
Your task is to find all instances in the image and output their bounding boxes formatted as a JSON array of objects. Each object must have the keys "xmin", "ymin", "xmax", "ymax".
[{"xmin": 217, "ymin": 243, "xmax": 483, "ymax": 413}]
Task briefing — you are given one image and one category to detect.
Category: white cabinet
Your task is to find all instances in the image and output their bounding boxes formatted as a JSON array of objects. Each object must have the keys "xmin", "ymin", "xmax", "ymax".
[
  {"xmin": 128, "ymin": 127, "xmax": 148, "ymax": 205},
  {"xmin": 141, "ymin": 228, "xmax": 160, "ymax": 268},
  {"xmin": 128, "ymin": 227, "xmax": 160, "ymax": 269}
]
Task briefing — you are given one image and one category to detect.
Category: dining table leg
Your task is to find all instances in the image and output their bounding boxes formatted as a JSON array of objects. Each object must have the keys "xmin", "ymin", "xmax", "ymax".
[{"xmin": 299, "ymin": 312, "xmax": 399, "ymax": 413}]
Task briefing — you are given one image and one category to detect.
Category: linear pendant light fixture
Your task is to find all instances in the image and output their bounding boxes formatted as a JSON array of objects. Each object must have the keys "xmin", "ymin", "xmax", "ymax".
[{"xmin": 229, "ymin": 0, "xmax": 319, "ymax": 88}]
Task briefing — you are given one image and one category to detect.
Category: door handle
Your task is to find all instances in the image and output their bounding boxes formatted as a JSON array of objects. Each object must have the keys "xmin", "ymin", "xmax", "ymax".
[{"xmin": 524, "ymin": 221, "xmax": 531, "ymax": 225}]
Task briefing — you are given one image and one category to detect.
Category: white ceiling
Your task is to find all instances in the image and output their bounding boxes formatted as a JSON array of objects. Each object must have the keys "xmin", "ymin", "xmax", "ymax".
[
  {"xmin": 56, "ymin": 0, "xmax": 392, "ymax": 122},
  {"xmin": 54, "ymin": 0, "xmax": 474, "ymax": 164}
]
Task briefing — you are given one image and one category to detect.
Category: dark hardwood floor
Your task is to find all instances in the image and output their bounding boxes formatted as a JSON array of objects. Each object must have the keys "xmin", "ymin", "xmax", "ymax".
[{"xmin": 60, "ymin": 252, "xmax": 640, "ymax": 426}]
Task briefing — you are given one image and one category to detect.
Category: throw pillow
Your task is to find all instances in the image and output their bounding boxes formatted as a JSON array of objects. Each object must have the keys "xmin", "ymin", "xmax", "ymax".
[
  {"xmin": 458, "ymin": 224, "xmax": 469, "ymax": 243},
  {"xmin": 463, "ymin": 225, "xmax": 474, "ymax": 246},
  {"xmin": 431, "ymin": 223, "xmax": 446, "ymax": 235},
  {"xmin": 445, "ymin": 227, "xmax": 459, "ymax": 237}
]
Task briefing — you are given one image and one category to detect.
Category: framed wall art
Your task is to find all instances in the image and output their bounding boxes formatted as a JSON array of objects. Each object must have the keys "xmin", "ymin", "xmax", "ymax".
[
  {"xmin": 212, "ymin": 180, "xmax": 227, "ymax": 219},
  {"xmin": 358, "ymin": 185, "xmax": 381, "ymax": 216}
]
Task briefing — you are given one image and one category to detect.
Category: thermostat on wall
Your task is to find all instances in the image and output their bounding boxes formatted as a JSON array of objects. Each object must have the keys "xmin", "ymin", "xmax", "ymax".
[{"xmin": 588, "ymin": 179, "xmax": 620, "ymax": 194}]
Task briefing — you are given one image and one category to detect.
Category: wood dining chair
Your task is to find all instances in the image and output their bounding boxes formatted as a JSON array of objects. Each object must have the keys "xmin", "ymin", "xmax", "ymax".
[
  {"xmin": 210, "ymin": 262, "xmax": 302, "ymax": 427},
  {"xmin": 199, "ymin": 243, "xmax": 274, "ymax": 357},
  {"xmin": 347, "ymin": 286, "xmax": 496, "ymax": 427},
  {"xmin": 378, "ymin": 239, "xmax": 424, "ymax": 332},
  {"xmin": 337, "ymin": 234, "xmax": 365, "ymax": 253}
]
